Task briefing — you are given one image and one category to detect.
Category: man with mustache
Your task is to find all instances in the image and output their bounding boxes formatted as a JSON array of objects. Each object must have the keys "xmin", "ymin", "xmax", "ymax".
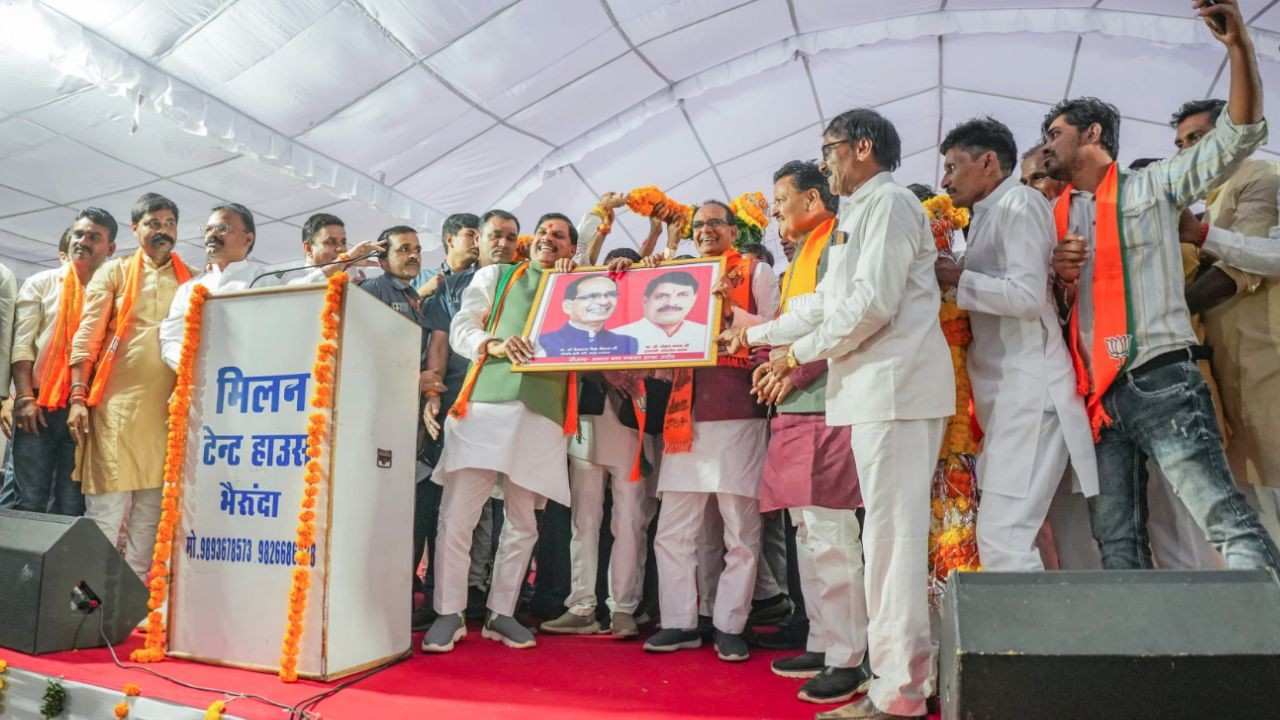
[
  {"xmin": 934, "ymin": 118, "xmax": 1099, "ymax": 575},
  {"xmin": 422, "ymin": 213, "xmax": 581, "ymax": 653},
  {"xmin": 160, "ymin": 203, "xmax": 269, "ymax": 369},
  {"xmin": 11, "ymin": 207, "xmax": 117, "ymax": 515},
  {"xmin": 537, "ymin": 274, "xmax": 637, "ymax": 358},
  {"xmin": 66, "ymin": 193, "xmax": 194, "ymax": 579},
  {"xmin": 736, "ymin": 108, "xmax": 956, "ymax": 719},
  {"xmin": 617, "ymin": 271, "xmax": 706, "ymax": 355},
  {"xmin": 357, "ymin": 225, "xmax": 446, "ymax": 627}
]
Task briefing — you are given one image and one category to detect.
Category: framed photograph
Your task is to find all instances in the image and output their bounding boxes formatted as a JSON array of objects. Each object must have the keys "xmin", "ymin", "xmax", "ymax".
[{"xmin": 513, "ymin": 256, "xmax": 726, "ymax": 372}]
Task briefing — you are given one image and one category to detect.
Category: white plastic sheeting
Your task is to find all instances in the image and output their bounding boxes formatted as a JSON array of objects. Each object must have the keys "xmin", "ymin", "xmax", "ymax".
[{"xmin": 1, "ymin": 0, "xmax": 1279, "ymax": 277}]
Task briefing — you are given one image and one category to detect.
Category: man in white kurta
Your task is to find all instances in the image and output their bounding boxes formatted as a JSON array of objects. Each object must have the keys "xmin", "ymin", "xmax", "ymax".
[
  {"xmin": 421, "ymin": 213, "xmax": 580, "ymax": 653},
  {"xmin": 160, "ymin": 204, "xmax": 281, "ymax": 368},
  {"xmin": 748, "ymin": 111, "xmax": 955, "ymax": 720},
  {"xmin": 642, "ymin": 201, "xmax": 779, "ymax": 663},
  {"xmin": 935, "ymin": 118, "xmax": 1100, "ymax": 571}
]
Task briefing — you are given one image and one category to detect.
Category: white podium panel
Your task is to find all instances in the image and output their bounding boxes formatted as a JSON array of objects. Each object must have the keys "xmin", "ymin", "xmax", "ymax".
[{"xmin": 168, "ymin": 284, "xmax": 417, "ymax": 679}]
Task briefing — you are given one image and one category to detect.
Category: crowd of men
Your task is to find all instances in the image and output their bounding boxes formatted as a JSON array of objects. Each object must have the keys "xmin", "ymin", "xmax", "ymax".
[{"xmin": 4, "ymin": 2, "xmax": 1280, "ymax": 718}]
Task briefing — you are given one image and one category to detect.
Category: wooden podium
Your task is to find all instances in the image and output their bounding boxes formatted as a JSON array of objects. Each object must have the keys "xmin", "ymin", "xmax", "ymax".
[{"xmin": 166, "ymin": 283, "xmax": 418, "ymax": 679}]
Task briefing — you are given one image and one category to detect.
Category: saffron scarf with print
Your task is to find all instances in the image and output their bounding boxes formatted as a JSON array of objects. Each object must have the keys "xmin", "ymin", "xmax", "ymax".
[
  {"xmin": 87, "ymin": 249, "xmax": 193, "ymax": 406},
  {"xmin": 1053, "ymin": 162, "xmax": 1133, "ymax": 440},
  {"xmin": 662, "ymin": 249, "xmax": 755, "ymax": 454}
]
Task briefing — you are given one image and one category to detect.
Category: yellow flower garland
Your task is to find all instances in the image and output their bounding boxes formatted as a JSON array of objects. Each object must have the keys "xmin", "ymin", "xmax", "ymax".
[
  {"xmin": 131, "ymin": 283, "xmax": 210, "ymax": 663},
  {"xmin": 922, "ymin": 194, "xmax": 982, "ymax": 600},
  {"xmin": 278, "ymin": 271, "xmax": 346, "ymax": 682}
]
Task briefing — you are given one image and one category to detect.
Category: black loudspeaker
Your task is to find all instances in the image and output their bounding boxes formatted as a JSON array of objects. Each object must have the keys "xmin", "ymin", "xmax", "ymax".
[
  {"xmin": 940, "ymin": 570, "xmax": 1280, "ymax": 720},
  {"xmin": 0, "ymin": 509, "xmax": 148, "ymax": 654}
]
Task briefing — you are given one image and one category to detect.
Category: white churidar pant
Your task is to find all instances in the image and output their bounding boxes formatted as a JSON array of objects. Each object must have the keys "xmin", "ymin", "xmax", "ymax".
[
  {"xmin": 977, "ymin": 410, "xmax": 1072, "ymax": 571},
  {"xmin": 849, "ymin": 417, "xmax": 945, "ymax": 717},
  {"xmin": 655, "ymin": 491, "xmax": 761, "ymax": 634},
  {"xmin": 792, "ymin": 505, "xmax": 865, "ymax": 668}
]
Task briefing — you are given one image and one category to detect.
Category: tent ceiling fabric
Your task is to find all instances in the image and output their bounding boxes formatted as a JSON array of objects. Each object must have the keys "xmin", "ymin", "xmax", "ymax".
[{"xmin": 2, "ymin": 0, "xmax": 1279, "ymax": 276}]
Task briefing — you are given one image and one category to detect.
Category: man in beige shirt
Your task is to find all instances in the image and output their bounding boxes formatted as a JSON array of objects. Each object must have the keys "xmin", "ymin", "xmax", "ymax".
[
  {"xmin": 1175, "ymin": 98, "xmax": 1280, "ymax": 541},
  {"xmin": 66, "ymin": 193, "xmax": 192, "ymax": 579},
  {"xmin": 11, "ymin": 208, "xmax": 116, "ymax": 514}
]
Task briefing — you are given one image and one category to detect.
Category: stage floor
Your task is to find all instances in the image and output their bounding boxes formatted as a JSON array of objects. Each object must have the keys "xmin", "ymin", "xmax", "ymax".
[{"xmin": 1, "ymin": 623, "xmax": 943, "ymax": 719}]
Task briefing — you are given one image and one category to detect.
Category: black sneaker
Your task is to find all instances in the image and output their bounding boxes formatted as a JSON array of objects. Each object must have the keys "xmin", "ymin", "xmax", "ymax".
[
  {"xmin": 411, "ymin": 604, "xmax": 437, "ymax": 631},
  {"xmin": 714, "ymin": 630, "xmax": 749, "ymax": 662},
  {"xmin": 798, "ymin": 665, "xmax": 873, "ymax": 705},
  {"xmin": 643, "ymin": 628, "xmax": 702, "ymax": 653},
  {"xmin": 748, "ymin": 593, "xmax": 794, "ymax": 627},
  {"xmin": 770, "ymin": 651, "xmax": 825, "ymax": 678}
]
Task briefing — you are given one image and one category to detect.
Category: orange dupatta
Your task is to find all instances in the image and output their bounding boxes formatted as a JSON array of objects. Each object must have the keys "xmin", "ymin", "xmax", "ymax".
[
  {"xmin": 448, "ymin": 262, "xmax": 577, "ymax": 436},
  {"xmin": 36, "ymin": 268, "xmax": 86, "ymax": 410},
  {"xmin": 779, "ymin": 216, "xmax": 834, "ymax": 311},
  {"xmin": 662, "ymin": 249, "xmax": 755, "ymax": 454},
  {"xmin": 1053, "ymin": 162, "xmax": 1132, "ymax": 440},
  {"xmin": 86, "ymin": 249, "xmax": 193, "ymax": 406}
]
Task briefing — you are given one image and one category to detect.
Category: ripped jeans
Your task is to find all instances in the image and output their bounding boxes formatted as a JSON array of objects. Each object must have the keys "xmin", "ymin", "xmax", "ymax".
[{"xmin": 1088, "ymin": 359, "xmax": 1280, "ymax": 571}]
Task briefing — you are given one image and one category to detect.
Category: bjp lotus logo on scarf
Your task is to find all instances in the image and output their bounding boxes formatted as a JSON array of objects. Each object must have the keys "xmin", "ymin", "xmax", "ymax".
[{"xmin": 1104, "ymin": 334, "xmax": 1131, "ymax": 361}]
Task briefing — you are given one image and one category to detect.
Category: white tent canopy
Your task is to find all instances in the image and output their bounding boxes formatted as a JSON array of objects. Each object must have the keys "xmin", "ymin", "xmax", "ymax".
[{"xmin": 2, "ymin": 0, "xmax": 1279, "ymax": 278}]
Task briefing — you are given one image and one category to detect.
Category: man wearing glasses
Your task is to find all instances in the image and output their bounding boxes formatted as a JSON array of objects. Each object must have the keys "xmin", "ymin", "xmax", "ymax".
[
  {"xmin": 738, "ymin": 109, "xmax": 954, "ymax": 719},
  {"xmin": 67, "ymin": 193, "xmax": 194, "ymax": 580}
]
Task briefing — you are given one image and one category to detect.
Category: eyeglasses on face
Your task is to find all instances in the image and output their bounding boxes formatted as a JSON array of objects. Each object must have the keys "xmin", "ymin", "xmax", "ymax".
[{"xmin": 690, "ymin": 218, "xmax": 730, "ymax": 231}]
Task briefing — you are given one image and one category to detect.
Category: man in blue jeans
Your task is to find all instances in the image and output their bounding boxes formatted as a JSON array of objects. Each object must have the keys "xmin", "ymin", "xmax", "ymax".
[
  {"xmin": 11, "ymin": 210, "xmax": 117, "ymax": 516},
  {"xmin": 1045, "ymin": 0, "xmax": 1279, "ymax": 571}
]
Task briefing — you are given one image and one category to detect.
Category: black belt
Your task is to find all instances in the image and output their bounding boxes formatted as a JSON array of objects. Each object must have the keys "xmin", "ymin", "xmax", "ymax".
[{"xmin": 1126, "ymin": 345, "xmax": 1212, "ymax": 378}]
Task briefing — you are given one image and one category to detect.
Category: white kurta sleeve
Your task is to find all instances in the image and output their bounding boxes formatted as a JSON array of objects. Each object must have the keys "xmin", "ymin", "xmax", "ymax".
[
  {"xmin": 449, "ymin": 265, "xmax": 502, "ymax": 361},
  {"xmin": 956, "ymin": 187, "xmax": 1053, "ymax": 322},
  {"xmin": 575, "ymin": 212, "xmax": 604, "ymax": 265},
  {"xmin": 746, "ymin": 289, "xmax": 824, "ymax": 346},
  {"xmin": 1202, "ymin": 226, "xmax": 1280, "ymax": 276},
  {"xmin": 159, "ymin": 280, "xmax": 193, "ymax": 371},
  {"xmin": 790, "ymin": 193, "xmax": 919, "ymax": 364}
]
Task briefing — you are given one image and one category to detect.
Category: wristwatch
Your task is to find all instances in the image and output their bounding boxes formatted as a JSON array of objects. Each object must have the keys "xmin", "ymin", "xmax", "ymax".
[{"xmin": 785, "ymin": 347, "xmax": 799, "ymax": 369}]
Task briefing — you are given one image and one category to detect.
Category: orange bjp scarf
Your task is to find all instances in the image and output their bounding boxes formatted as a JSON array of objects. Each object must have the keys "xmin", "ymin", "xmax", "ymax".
[
  {"xmin": 36, "ymin": 267, "xmax": 86, "ymax": 410},
  {"xmin": 85, "ymin": 249, "xmax": 193, "ymax": 406},
  {"xmin": 449, "ymin": 262, "xmax": 578, "ymax": 436},
  {"xmin": 662, "ymin": 249, "xmax": 755, "ymax": 454},
  {"xmin": 1053, "ymin": 162, "xmax": 1133, "ymax": 441}
]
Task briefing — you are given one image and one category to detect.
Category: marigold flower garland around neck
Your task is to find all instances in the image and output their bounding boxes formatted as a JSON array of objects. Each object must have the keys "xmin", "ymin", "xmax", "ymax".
[
  {"xmin": 278, "ymin": 271, "xmax": 347, "ymax": 682},
  {"xmin": 921, "ymin": 194, "xmax": 982, "ymax": 603},
  {"xmin": 131, "ymin": 284, "xmax": 211, "ymax": 663}
]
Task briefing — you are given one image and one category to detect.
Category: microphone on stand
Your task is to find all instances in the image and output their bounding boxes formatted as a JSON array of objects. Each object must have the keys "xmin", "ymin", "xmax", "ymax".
[{"xmin": 249, "ymin": 248, "xmax": 383, "ymax": 288}]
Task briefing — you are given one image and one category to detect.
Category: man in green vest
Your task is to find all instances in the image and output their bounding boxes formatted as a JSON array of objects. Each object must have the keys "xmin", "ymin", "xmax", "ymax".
[{"xmin": 421, "ymin": 212, "xmax": 579, "ymax": 652}]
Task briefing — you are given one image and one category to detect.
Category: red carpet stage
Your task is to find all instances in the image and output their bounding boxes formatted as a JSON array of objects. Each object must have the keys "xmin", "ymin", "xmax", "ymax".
[{"xmin": 1, "ymin": 624, "xmax": 943, "ymax": 719}]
